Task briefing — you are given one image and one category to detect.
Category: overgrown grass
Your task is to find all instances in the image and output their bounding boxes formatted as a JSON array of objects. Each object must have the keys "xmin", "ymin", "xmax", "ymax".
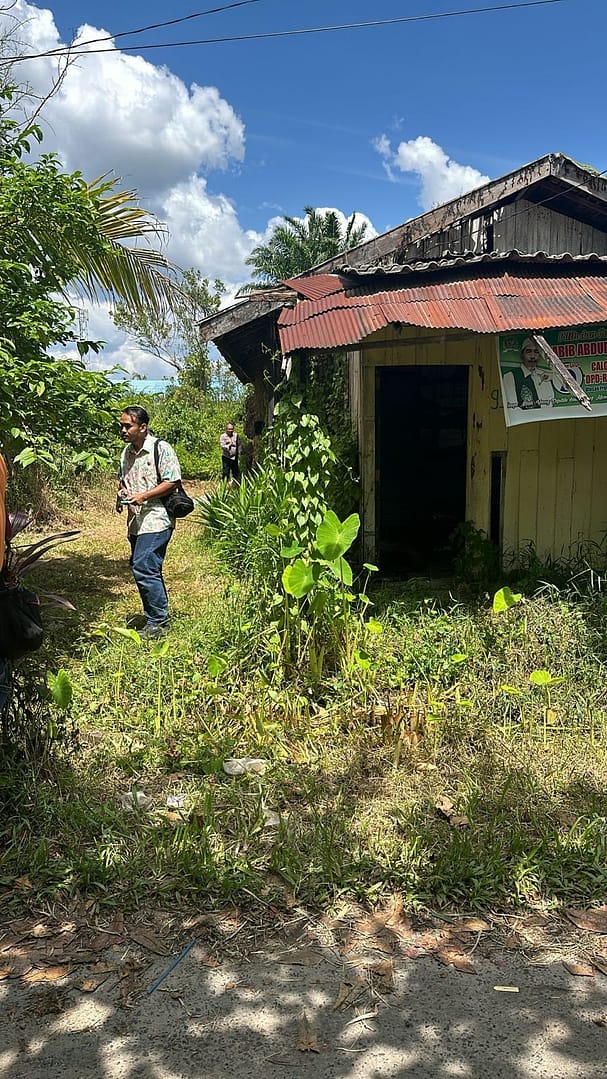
[{"xmin": 2, "ymin": 484, "xmax": 607, "ymax": 915}]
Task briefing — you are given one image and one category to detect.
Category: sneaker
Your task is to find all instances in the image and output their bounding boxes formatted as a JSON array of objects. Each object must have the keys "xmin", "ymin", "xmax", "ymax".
[{"xmin": 139, "ymin": 623, "xmax": 168, "ymax": 639}]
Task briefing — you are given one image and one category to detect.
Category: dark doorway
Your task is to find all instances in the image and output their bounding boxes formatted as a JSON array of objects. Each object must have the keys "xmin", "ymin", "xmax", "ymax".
[{"xmin": 376, "ymin": 365, "xmax": 469, "ymax": 574}]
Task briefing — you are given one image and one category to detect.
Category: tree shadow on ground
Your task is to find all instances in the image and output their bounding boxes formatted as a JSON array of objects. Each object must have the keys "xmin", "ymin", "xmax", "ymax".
[{"xmin": 1, "ymin": 893, "xmax": 607, "ymax": 1078}]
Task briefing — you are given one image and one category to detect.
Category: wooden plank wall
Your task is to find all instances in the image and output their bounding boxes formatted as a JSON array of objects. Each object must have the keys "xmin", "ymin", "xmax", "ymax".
[
  {"xmin": 400, "ymin": 200, "xmax": 607, "ymax": 262},
  {"xmin": 494, "ymin": 200, "xmax": 607, "ymax": 255},
  {"xmin": 352, "ymin": 325, "xmax": 607, "ymax": 563}
]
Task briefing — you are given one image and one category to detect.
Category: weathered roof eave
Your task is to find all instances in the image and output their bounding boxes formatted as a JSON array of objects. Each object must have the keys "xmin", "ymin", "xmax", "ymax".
[
  {"xmin": 199, "ymin": 291, "xmax": 295, "ymax": 345},
  {"xmin": 296, "ymin": 154, "xmax": 607, "ymax": 277}
]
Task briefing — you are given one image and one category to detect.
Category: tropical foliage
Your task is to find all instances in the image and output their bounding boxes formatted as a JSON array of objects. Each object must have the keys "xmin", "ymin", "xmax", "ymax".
[
  {"xmin": 112, "ymin": 269, "xmax": 228, "ymax": 390},
  {"xmin": 0, "ymin": 87, "xmax": 174, "ymax": 472},
  {"xmin": 241, "ymin": 205, "xmax": 369, "ymax": 289}
]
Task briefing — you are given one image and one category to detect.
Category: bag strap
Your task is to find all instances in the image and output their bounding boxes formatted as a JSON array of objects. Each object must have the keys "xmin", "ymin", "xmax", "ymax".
[{"xmin": 153, "ymin": 438, "xmax": 162, "ymax": 485}]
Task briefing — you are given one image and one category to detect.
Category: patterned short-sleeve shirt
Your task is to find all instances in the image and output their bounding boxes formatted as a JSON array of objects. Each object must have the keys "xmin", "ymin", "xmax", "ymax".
[{"xmin": 120, "ymin": 434, "xmax": 181, "ymax": 535}]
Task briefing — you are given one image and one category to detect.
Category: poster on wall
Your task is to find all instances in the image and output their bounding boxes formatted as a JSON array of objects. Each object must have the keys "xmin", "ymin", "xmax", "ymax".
[{"xmin": 498, "ymin": 325, "xmax": 607, "ymax": 427}]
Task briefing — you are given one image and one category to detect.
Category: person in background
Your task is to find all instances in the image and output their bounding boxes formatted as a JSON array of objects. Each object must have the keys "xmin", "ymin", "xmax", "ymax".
[
  {"xmin": 0, "ymin": 453, "xmax": 10, "ymax": 709},
  {"xmin": 117, "ymin": 406, "xmax": 181, "ymax": 638},
  {"xmin": 220, "ymin": 422, "xmax": 241, "ymax": 482}
]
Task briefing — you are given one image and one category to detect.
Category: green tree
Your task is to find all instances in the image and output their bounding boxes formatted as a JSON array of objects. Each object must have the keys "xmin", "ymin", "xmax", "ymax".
[
  {"xmin": 0, "ymin": 88, "xmax": 174, "ymax": 470},
  {"xmin": 241, "ymin": 206, "xmax": 369, "ymax": 289},
  {"xmin": 112, "ymin": 269, "xmax": 226, "ymax": 391}
]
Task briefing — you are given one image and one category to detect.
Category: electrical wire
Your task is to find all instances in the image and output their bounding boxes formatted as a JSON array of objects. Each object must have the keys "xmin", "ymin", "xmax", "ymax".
[
  {"xmin": 12, "ymin": 1, "xmax": 564, "ymax": 63},
  {"xmin": 43, "ymin": 1, "xmax": 261, "ymax": 56}
]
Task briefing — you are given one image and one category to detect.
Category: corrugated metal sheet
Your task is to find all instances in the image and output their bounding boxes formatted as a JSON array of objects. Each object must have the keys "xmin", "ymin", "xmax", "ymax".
[
  {"xmin": 281, "ymin": 274, "xmax": 345, "ymax": 300},
  {"xmin": 277, "ymin": 267, "xmax": 607, "ymax": 352},
  {"xmin": 339, "ymin": 250, "xmax": 607, "ymax": 277}
]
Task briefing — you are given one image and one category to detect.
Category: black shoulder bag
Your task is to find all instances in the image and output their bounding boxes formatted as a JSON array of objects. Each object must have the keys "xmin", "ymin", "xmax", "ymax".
[{"xmin": 153, "ymin": 440, "xmax": 195, "ymax": 519}]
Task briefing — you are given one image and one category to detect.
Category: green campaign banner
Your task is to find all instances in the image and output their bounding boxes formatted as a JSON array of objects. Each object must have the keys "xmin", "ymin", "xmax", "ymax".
[{"xmin": 498, "ymin": 325, "xmax": 607, "ymax": 427}]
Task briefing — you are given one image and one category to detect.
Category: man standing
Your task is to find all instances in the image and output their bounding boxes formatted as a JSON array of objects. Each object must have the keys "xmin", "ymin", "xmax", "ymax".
[
  {"xmin": 117, "ymin": 407, "xmax": 180, "ymax": 638},
  {"xmin": 220, "ymin": 422, "xmax": 241, "ymax": 482}
]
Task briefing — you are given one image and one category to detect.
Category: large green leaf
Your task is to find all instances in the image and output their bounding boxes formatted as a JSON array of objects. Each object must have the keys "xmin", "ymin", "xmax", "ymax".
[
  {"xmin": 315, "ymin": 511, "xmax": 360, "ymax": 561},
  {"xmin": 46, "ymin": 669, "xmax": 73, "ymax": 710},
  {"xmin": 282, "ymin": 559, "xmax": 315, "ymax": 598},
  {"xmin": 326, "ymin": 556, "xmax": 353, "ymax": 586},
  {"xmin": 492, "ymin": 586, "xmax": 522, "ymax": 613}
]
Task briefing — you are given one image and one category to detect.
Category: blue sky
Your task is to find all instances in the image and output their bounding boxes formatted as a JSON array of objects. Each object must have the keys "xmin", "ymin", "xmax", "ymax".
[{"xmin": 3, "ymin": 0, "xmax": 605, "ymax": 375}]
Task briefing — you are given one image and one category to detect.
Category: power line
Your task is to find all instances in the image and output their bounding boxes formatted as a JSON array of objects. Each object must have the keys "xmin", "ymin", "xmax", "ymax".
[
  {"xmin": 42, "ymin": 1, "xmax": 261, "ymax": 57},
  {"xmin": 11, "ymin": 1, "xmax": 564, "ymax": 63}
]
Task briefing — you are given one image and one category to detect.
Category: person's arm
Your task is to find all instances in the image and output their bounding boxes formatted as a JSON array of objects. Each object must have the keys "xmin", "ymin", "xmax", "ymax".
[{"xmin": 126, "ymin": 480, "xmax": 178, "ymax": 507}]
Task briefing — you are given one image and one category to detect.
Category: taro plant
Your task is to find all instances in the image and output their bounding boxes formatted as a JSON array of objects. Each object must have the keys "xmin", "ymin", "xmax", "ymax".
[{"xmin": 276, "ymin": 508, "xmax": 378, "ymax": 679}]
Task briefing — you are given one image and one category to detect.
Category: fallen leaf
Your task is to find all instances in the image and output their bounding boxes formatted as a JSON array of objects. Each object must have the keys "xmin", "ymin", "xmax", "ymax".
[
  {"xmin": 368, "ymin": 959, "xmax": 395, "ymax": 992},
  {"xmin": 31, "ymin": 923, "xmax": 54, "ymax": 939},
  {"xmin": 449, "ymin": 815, "xmax": 469, "ymax": 828},
  {"xmin": 75, "ymin": 971, "xmax": 113, "ymax": 993},
  {"xmin": 504, "ymin": 933, "xmax": 523, "ymax": 951},
  {"xmin": 118, "ymin": 958, "xmax": 141, "ymax": 1007},
  {"xmin": 437, "ymin": 946, "xmax": 477, "ymax": 974},
  {"xmin": 200, "ymin": 954, "xmax": 221, "ymax": 968},
  {"xmin": 436, "ymin": 795, "xmax": 456, "ymax": 819},
  {"xmin": 223, "ymin": 980, "xmax": 237, "ymax": 991},
  {"xmin": 521, "ymin": 913, "xmax": 551, "ymax": 928},
  {"xmin": 333, "ymin": 976, "xmax": 366, "ymax": 1010},
  {"xmin": 129, "ymin": 929, "xmax": 169, "ymax": 956},
  {"xmin": 110, "ymin": 912, "xmax": 125, "ymax": 935},
  {"xmin": 400, "ymin": 944, "xmax": 424, "ymax": 960},
  {"xmin": 563, "ymin": 960, "xmax": 595, "ymax": 977},
  {"xmin": 296, "ymin": 1011, "xmax": 319, "ymax": 1053},
  {"xmin": 592, "ymin": 956, "xmax": 607, "ymax": 977},
  {"xmin": 566, "ymin": 908, "xmax": 607, "ymax": 934},
  {"xmin": 457, "ymin": 918, "xmax": 491, "ymax": 933},
  {"xmin": 90, "ymin": 934, "xmax": 113, "ymax": 954},
  {"xmin": 22, "ymin": 965, "xmax": 72, "ymax": 985},
  {"xmin": 592, "ymin": 1015, "xmax": 607, "ymax": 1027}
]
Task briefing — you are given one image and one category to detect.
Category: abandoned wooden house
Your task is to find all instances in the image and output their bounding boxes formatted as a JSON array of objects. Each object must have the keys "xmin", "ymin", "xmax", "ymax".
[{"xmin": 200, "ymin": 153, "xmax": 607, "ymax": 572}]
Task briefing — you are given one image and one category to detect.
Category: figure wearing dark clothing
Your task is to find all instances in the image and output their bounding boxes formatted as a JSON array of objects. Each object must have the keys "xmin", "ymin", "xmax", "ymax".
[{"xmin": 220, "ymin": 424, "xmax": 241, "ymax": 481}]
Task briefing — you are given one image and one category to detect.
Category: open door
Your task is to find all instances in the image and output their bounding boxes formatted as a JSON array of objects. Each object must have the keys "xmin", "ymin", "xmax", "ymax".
[{"xmin": 376, "ymin": 365, "xmax": 469, "ymax": 574}]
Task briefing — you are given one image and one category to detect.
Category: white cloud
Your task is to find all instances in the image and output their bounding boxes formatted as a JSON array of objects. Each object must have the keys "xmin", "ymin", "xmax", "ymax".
[
  {"xmin": 0, "ymin": 3, "xmax": 379, "ymax": 376},
  {"xmin": 374, "ymin": 135, "xmax": 490, "ymax": 211},
  {"xmin": 2, "ymin": 4, "xmax": 245, "ymax": 196},
  {"xmin": 158, "ymin": 176, "xmax": 262, "ymax": 281}
]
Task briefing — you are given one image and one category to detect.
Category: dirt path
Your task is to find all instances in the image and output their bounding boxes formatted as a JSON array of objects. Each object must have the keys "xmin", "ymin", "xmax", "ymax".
[{"xmin": 2, "ymin": 904, "xmax": 607, "ymax": 1077}]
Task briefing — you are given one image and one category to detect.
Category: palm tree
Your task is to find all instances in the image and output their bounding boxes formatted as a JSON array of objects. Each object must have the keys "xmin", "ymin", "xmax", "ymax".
[
  {"xmin": 73, "ymin": 175, "xmax": 175, "ymax": 314},
  {"xmin": 0, "ymin": 95, "xmax": 175, "ymax": 317},
  {"xmin": 241, "ymin": 206, "xmax": 368, "ymax": 291}
]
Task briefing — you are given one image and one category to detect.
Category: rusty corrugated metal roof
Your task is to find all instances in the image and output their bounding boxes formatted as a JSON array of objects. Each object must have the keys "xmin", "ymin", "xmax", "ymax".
[
  {"xmin": 281, "ymin": 274, "xmax": 344, "ymax": 300},
  {"xmin": 339, "ymin": 250, "xmax": 607, "ymax": 276},
  {"xmin": 277, "ymin": 263, "xmax": 607, "ymax": 353}
]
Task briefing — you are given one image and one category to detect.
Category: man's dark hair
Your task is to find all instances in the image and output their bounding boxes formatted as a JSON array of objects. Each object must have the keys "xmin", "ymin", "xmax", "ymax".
[{"xmin": 123, "ymin": 406, "xmax": 150, "ymax": 426}]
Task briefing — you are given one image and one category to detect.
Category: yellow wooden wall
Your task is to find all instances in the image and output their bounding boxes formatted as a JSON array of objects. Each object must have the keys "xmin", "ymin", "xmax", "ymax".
[{"xmin": 351, "ymin": 325, "xmax": 607, "ymax": 563}]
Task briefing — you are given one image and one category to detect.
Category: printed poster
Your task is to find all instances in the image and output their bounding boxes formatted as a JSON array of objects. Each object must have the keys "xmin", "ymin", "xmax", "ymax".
[{"xmin": 498, "ymin": 325, "xmax": 607, "ymax": 427}]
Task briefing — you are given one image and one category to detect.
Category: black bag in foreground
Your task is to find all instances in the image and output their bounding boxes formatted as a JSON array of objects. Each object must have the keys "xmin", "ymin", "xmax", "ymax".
[
  {"xmin": 153, "ymin": 440, "xmax": 195, "ymax": 519},
  {"xmin": 0, "ymin": 584, "xmax": 44, "ymax": 660}
]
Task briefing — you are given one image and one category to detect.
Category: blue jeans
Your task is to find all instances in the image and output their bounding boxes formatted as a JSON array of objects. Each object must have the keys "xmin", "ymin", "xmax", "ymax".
[{"xmin": 129, "ymin": 528, "xmax": 173, "ymax": 627}]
